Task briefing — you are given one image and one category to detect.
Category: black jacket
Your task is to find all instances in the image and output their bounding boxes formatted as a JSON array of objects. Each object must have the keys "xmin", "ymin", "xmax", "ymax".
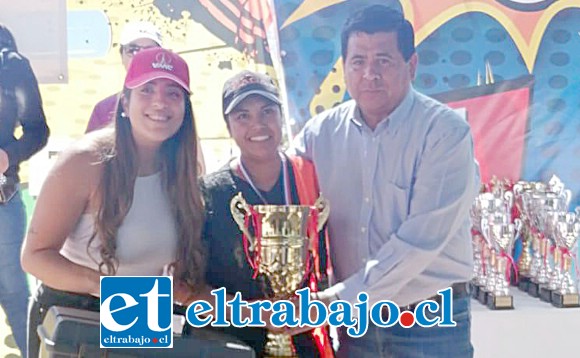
[{"xmin": 0, "ymin": 48, "xmax": 49, "ymax": 182}]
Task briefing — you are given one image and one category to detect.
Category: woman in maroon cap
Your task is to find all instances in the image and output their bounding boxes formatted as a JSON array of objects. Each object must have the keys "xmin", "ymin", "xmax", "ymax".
[{"xmin": 21, "ymin": 48, "xmax": 206, "ymax": 357}]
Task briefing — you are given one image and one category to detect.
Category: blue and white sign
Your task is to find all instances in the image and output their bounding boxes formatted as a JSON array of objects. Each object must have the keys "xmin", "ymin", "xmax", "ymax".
[{"xmin": 100, "ymin": 276, "xmax": 173, "ymax": 348}]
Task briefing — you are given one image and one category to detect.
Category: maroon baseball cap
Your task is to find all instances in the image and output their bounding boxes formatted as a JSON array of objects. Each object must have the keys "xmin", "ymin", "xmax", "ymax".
[{"xmin": 124, "ymin": 48, "xmax": 190, "ymax": 93}]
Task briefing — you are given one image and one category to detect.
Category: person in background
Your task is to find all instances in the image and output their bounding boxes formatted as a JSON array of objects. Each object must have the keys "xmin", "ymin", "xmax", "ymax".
[
  {"xmin": 21, "ymin": 48, "xmax": 206, "ymax": 358},
  {"xmin": 201, "ymin": 70, "xmax": 334, "ymax": 357},
  {"xmin": 86, "ymin": 21, "xmax": 162, "ymax": 133},
  {"xmin": 291, "ymin": 5, "xmax": 480, "ymax": 357},
  {"xmin": 0, "ymin": 23, "xmax": 50, "ymax": 358},
  {"xmin": 85, "ymin": 21, "xmax": 206, "ymax": 175}
]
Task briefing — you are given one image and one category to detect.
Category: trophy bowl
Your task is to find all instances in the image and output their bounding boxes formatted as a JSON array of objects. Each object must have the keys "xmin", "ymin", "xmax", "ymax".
[{"xmin": 230, "ymin": 192, "xmax": 329, "ymax": 357}]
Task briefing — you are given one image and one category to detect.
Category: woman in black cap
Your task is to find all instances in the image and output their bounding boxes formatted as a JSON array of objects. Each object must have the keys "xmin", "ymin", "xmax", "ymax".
[{"xmin": 201, "ymin": 70, "xmax": 334, "ymax": 357}]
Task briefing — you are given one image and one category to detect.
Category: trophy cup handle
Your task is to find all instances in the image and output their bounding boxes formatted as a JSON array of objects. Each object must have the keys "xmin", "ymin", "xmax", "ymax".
[
  {"xmin": 504, "ymin": 191, "xmax": 514, "ymax": 212},
  {"xmin": 514, "ymin": 218, "xmax": 523, "ymax": 237},
  {"xmin": 314, "ymin": 196, "xmax": 330, "ymax": 232},
  {"xmin": 230, "ymin": 192, "xmax": 256, "ymax": 250}
]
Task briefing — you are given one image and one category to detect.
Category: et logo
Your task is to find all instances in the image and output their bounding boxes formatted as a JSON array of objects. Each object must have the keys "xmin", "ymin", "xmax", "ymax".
[{"xmin": 100, "ymin": 276, "xmax": 173, "ymax": 348}]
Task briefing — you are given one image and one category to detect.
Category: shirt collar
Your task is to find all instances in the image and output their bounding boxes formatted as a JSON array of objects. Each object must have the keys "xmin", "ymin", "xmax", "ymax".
[{"xmin": 349, "ymin": 87, "xmax": 415, "ymax": 134}]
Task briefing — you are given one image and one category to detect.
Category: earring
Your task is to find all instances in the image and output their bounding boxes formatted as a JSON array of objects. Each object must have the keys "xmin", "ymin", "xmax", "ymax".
[{"xmin": 121, "ymin": 112, "xmax": 128, "ymax": 118}]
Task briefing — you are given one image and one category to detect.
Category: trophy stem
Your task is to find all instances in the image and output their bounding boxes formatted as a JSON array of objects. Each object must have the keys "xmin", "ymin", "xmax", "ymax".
[
  {"xmin": 562, "ymin": 251, "xmax": 572, "ymax": 274},
  {"xmin": 264, "ymin": 332, "xmax": 297, "ymax": 357},
  {"xmin": 517, "ymin": 227, "xmax": 533, "ymax": 276}
]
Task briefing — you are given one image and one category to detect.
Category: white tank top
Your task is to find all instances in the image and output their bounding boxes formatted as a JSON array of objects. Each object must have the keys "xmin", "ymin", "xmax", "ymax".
[{"xmin": 60, "ymin": 172, "xmax": 178, "ymax": 276}]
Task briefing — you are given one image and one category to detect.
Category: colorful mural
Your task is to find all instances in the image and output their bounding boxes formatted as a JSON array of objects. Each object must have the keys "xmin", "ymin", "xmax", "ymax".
[
  {"xmin": 5, "ymin": 1, "xmax": 580, "ymax": 355},
  {"xmin": 274, "ymin": 0, "xmax": 580, "ymax": 206},
  {"xmin": 12, "ymin": 0, "xmax": 580, "ymax": 205}
]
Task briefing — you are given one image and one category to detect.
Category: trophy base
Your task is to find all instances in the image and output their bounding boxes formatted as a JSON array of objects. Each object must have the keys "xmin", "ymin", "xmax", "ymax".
[
  {"xmin": 485, "ymin": 293, "xmax": 514, "ymax": 310},
  {"xmin": 551, "ymin": 292, "xmax": 580, "ymax": 308},
  {"xmin": 477, "ymin": 288, "xmax": 489, "ymax": 305},
  {"xmin": 539, "ymin": 286, "xmax": 554, "ymax": 303},
  {"xmin": 264, "ymin": 332, "xmax": 297, "ymax": 358},
  {"xmin": 517, "ymin": 277, "xmax": 531, "ymax": 292},
  {"xmin": 527, "ymin": 281, "xmax": 541, "ymax": 297}
]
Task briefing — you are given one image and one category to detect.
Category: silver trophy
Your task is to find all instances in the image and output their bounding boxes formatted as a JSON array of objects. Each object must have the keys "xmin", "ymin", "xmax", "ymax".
[
  {"xmin": 513, "ymin": 181, "xmax": 538, "ymax": 290},
  {"xmin": 541, "ymin": 211, "xmax": 562, "ymax": 300},
  {"xmin": 471, "ymin": 189, "xmax": 515, "ymax": 306},
  {"xmin": 551, "ymin": 212, "xmax": 580, "ymax": 307},
  {"xmin": 527, "ymin": 187, "xmax": 570, "ymax": 297},
  {"xmin": 470, "ymin": 195, "xmax": 487, "ymax": 298},
  {"xmin": 481, "ymin": 213, "xmax": 520, "ymax": 309}
]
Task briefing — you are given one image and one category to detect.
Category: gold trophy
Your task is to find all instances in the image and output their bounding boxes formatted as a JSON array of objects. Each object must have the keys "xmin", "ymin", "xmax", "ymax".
[{"xmin": 230, "ymin": 192, "xmax": 330, "ymax": 358}]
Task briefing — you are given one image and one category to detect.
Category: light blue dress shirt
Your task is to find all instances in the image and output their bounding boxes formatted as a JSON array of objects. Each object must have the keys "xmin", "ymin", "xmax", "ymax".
[{"xmin": 292, "ymin": 88, "xmax": 480, "ymax": 306}]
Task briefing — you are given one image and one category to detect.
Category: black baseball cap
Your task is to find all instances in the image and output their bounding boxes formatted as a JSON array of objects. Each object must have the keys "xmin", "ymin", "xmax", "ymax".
[{"xmin": 222, "ymin": 70, "xmax": 281, "ymax": 117}]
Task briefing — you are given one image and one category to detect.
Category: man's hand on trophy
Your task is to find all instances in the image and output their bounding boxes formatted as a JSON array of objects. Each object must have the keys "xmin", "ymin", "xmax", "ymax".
[{"xmin": 282, "ymin": 290, "xmax": 335, "ymax": 336}]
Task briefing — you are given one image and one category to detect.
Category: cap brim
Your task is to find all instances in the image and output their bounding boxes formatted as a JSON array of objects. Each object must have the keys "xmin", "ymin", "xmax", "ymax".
[
  {"xmin": 224, "ymin": 90, "xmax": 281, "ymax": 115},
  {"xmin": 125, "ymin": 72, "xmax": 190, "ymax": 93}
]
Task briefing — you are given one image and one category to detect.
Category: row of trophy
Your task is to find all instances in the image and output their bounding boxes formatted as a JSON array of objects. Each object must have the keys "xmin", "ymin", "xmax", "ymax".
[
  {"xmin": 470, "ymin": 178, "xmax": 519, "ymax": 309},
  {"xmin": 514, "ymin": 176, "xmax": 579, "ymax": 307},
  {"xmin": 470, "ymin": 175, "xmax": 580, "ymax": 310}
]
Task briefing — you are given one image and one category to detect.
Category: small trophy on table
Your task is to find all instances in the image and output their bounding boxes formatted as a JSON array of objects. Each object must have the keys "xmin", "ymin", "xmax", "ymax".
[
  {"xmin": 481, "ymin": 215, "xmax": 520, "ymax": 309},
  {"xmin": 551, "ymin": 212, "xmax": 580, "ymax": 307}
]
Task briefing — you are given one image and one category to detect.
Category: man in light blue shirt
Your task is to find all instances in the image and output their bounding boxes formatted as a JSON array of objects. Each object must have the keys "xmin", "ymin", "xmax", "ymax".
[{"xmin": 292, "ymin": 5, "xmax": 479, "ymax": 357}]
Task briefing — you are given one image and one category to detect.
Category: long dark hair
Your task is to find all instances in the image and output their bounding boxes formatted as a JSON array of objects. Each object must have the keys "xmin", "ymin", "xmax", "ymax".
[{"xmin": 90, "ymin": 88, "xmax": 206, "ymax": 292}]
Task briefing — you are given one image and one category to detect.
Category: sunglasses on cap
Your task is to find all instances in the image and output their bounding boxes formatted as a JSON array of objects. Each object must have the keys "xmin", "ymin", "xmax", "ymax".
[{"xmin": 122, "ymin": 44, "xmax": 159, "ymax": 57}]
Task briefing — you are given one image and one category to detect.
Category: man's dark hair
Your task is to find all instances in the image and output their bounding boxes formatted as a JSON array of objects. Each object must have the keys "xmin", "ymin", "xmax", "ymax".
[
  {"xmin": 0, "ymin": 23, "xmax": 18, "ymax": 52},
  {"xmin": 341, "ymin": 5, "xmax": 415, "ymax": 61}
]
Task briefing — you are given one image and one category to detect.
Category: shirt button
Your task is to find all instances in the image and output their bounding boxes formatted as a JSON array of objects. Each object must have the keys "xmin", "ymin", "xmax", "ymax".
[
  {"xmin": 361, "ymin": 227, "xmax": 366, "ymax": 233},
  {"xmin": 364, "ymin": 197, "xmax": 370, "ymax": 203}
]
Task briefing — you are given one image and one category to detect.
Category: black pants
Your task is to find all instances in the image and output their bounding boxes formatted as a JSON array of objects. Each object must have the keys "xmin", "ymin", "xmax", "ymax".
[{"xmin": 27, "ymin": 284, "xmax": 100, "ymax": 358}]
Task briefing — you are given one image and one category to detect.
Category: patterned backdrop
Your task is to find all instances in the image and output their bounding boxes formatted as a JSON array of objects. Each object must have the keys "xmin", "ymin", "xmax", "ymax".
[{"xmin": 274, "ymin": 0, "xmax": 580, "ymax": 206}]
